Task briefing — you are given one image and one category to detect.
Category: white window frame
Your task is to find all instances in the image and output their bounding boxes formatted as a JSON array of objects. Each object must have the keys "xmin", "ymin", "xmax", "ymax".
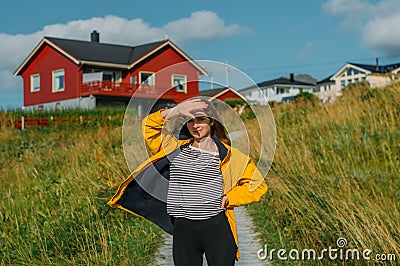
[
  {"xmin": 139, "ymin": 71, "xmax": 155, "ymax": 86},
  {"xmin": 52, "ymin": 69, "xmax": 65, "ymax": 93},
  {"xmin": 30, "ymin": 74, "xmax": 40, "ymax": 92},
  {"xmin": 172, "ymin": 74, "xmax": 187, "ymax": 93}
]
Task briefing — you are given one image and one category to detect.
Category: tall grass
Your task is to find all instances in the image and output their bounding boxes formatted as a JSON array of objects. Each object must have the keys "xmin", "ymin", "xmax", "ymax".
[
  {"xmin": 0, "ymin": 109, "xmax": 162, "ymax": 265},
  {"xmin": 2, "ymin": 84, "xmax": 399, "ymax": 265},
  {"xmin": 247, "ymin": 83, "xmax": 400, "ymax": 265}
]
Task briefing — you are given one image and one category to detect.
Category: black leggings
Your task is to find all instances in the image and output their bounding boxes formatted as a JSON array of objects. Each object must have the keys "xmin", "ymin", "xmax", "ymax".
[{"xmin": 172, "ymin": 212, "xmax": 237, "ymax": 266}]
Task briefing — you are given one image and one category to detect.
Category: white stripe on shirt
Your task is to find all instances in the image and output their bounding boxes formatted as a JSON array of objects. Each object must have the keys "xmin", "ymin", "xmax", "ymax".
[{"xmin": 167, "ymin": 145, "xmax": 224, "ymax": 220}]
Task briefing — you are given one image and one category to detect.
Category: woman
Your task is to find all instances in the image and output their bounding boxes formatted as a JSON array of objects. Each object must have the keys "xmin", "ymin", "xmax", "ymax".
[{"xmin": 108, "ymin": 98, "xmax": 268, "ymax": 265}]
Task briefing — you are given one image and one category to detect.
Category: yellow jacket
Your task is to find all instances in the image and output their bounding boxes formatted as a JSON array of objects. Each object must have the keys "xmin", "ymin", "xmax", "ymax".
[{"xmin": 108, "ymin": 109, "xmax": 268, "ymax": 259}]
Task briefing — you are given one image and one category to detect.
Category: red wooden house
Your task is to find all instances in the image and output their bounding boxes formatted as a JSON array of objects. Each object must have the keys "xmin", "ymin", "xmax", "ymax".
[
  {"xmin": 14, "ymin": 31, "xmax": 207, "ymax": 111},
  {"xmin": 199, "ymin": 87, "xmax": 245, "ymax": 101}
]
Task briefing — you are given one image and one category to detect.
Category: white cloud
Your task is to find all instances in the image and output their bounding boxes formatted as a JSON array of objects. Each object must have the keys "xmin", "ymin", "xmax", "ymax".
[
  {"xmin": 0, "ymin": 11, "xmax": 247, "ymax": 94},
  {"xmin": 0, "ymin": 70, "xmax": 22, "ymax": 91},
  {"xmin": 163, "ymin": 11, "xmax": 247, "ymax": 42},
  {"xmin": 323, "ymin": 0, "xmax": 400, "ymax": 55},
  {"xmin": 323, "ymin": 0, "xmax": 374, "ymax": 18},
  {"xmin": 0, "ymin": 32, "xmax": 43, "ymax": 71},
  {"xmin": 362, "ymin": 10, "xmax": 400, "ymax": 55}
]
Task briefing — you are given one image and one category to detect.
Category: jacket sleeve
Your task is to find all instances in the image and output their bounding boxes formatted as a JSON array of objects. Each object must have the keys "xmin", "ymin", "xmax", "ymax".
[
  {"xmin": 142, "ymin": 109, "xmax": 183, "ymax": 156},
  {"xmin": 142, "ymin": 109, "xmax": 168, "ymax": 155},
  {"xmin": 225, "ymin": 156, "xmax": 268, "ymax": 207}
]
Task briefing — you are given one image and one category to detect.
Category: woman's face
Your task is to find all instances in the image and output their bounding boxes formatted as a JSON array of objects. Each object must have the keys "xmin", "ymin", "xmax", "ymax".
[{"xmin": 186, "ymin": 116, "xmax": 213, "ymax": 140}]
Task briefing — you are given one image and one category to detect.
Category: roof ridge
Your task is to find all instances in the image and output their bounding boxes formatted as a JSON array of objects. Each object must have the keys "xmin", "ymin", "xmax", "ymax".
[{"xmin": 45, "ymin": 36, "xmax": 167, "ymax": 49}]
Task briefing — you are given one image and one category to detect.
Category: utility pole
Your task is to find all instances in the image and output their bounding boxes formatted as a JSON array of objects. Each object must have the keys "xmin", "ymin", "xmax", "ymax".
[
  {"xmin": 210, "ymin": 72, "xmax": 214, "ymax": 90},
  {"xmin": 225, "ymin": 62, "xmax": 229, "ymax": 87}
]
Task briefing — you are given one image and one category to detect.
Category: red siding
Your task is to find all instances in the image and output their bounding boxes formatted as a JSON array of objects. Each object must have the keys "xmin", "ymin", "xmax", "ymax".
[
  {"xmin": 20, "ymin": 42, "xmax": 201, "ymax": 107},
  {"xmin": 127, "ymin": 46, "xmax": 200, "ymax": 103},
  {"xmin": 216, "ymin": 91, "xmax": 241, "ymax": 101},
  {"xmin": 21, "ymin": 45, "xmax": 80, "ymax": 106}
]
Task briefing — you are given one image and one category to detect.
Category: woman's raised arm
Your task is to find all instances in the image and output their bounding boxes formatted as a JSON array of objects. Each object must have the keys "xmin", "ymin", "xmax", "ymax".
[{"xmin": 142, "ymin": 99, "xmax": 208, "ymax": 155}]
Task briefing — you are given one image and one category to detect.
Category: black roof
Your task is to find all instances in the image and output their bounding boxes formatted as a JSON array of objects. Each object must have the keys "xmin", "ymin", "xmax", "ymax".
[
  {"xmin": 240, "ymin": 77, "xmax": 315, "ymax": 91},
  {"xmin": 317, "ymin": 75, "xmax": 334, "ymax": 84},
  {"xmin": 46, "ymin": 37, "xmax": 168, "ymax": 65},
  {"xmin": 349, "ymin": 62, "xmax": 400, "ymax": 74}
]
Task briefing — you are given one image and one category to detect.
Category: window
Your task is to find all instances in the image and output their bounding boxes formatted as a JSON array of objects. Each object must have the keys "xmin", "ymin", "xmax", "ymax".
[
  {"xmin": 30, "ymin": 74, "xmax": 40, "ymax": 92},
  {"xmin": 262, "ymin": 88, "xmax": 267, "ymax": 95},
  {"xmin": 130, "ymin": 76, "xmax": 137, "ymax": 84},
  {"xmin": 82, "ymin": 68, "xmax": 121, "ymax": 83},
  {"xmin": 103, "ymin": 71, "xmax": 121, "ymax": 82},
  {"xmin": 140, "ymin": 72, "xmax": 155, "ymax": 86},
  {"xmin": 276, "ymin": 87, "xmax": 285, "ymax": 94},
  {"xmin": 340, "ymin": 80, "xmax": 346, "ymax": 89},
  {"xmin": 172, "ymin": 75, "xmax": 187, "ymax": 93},
  {"xmin": 276, "ymin": 87, "xmax": 286, "ymax": 94},
  {"xmin": 52, "ymin": 69, "xmax": 65, "ymax": 92}
]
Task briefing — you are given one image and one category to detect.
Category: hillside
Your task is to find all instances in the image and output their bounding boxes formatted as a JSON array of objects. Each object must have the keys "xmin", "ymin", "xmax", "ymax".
[
  {"xmin": 0, "ymin": 108, "xmax": 163, "ymax": 265},
  {"xmin": 247, "ymin": 82, "xmax": 400, "ymax": 265},
  {"xmin": 1, "ymin": 83, "xmax": 399, "ymax": 265}
]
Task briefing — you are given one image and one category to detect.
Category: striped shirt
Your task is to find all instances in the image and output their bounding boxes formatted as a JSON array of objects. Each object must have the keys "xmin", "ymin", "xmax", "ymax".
[{"xmin": 167, "ymin": 145, "xmax": 224, "ymax": 220}]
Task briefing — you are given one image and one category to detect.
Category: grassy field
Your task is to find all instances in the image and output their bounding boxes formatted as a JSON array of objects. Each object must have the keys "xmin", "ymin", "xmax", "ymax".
[
  {"xmin": 1, "ymin": 83, "xmax": 399, "ymax": 265},
  {"xmin": 0, "ymin": 108, "xmax": 163, "ymax": 265},
  {"xmin": 247, "ymin": 83, "xmax": 400, "ymax": 265}
]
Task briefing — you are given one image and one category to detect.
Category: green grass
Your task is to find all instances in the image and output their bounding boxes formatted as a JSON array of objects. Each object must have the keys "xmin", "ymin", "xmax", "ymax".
[
  {"xmin": 247, "ymin": 83, "xmax": 400, "ymax": 265},
  {"xmin": 0, "ymin": 108, "xmax": 163, "ymax": 265},
  {"xmin": 1, "ymin": 84, "xmax": 399, "ymax": 265}
]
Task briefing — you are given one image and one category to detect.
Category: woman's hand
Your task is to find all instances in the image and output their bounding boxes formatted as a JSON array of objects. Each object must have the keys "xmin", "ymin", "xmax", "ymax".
[
  {"xmin": 161, "ymin": 99, "xmax": 208, "ymax": 119},
  {"xmin": 221, "ymin": 194, "xmax": 229, "ymax": 209}
]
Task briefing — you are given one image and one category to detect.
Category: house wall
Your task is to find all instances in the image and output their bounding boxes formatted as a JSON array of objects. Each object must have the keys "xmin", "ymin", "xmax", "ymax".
[
  {"xmin": 366, "ymin": 75, "xmax": 392, "ymax": 88},
  {"xmin": 333, "ymin": 67, "xmax": 394, "ymax": 90},
  {"xmin": 127, "ymin": 46, "xmax": 200, "ymax": 103},
  {"xmin": 22, "ymin": 96, "xmax": 96, "ymax": 111},
  {"xmin": 332, "ymin": 66, "xmax": 369, "ymax": 91},
  {"xmin": 240, "ymin": 88, "xmax": 268, "ymax": 105},
  {"xmin": 315, "ymin": 83, "xmax": 338, "ymax": 102},
  {"xmin": 21, "ymin": 44, "xmax": 80, "ymax": 107},
  {"xmin": 216, "ymin": 91, "xmax": 241, "ymax": 101},
  {"xmin": 318, "ymin": 83, "xmax": 335, "ymax": 92},
  {"xmin": 242, "ymin": 84, "xmax": 314, "ymax": 104}
]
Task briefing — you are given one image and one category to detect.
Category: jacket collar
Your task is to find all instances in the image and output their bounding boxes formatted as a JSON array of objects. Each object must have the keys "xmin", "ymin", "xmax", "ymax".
[
  {"xmin": 176, "ymin": 132, "xmax": 229, "ymax": 161},
  {"xmin": 212, "ymin": 135, "xmax": 229, "ymax": 161}
]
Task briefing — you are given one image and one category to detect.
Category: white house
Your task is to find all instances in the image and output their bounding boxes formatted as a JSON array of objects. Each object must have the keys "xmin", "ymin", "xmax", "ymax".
[
  {"xmin": 240, "ymin": 74, "xmax": 315, "ymax": 105},
  {"xmin": 331, "ymin": 61, "xmax": 400, "ymax": 91},
  {"xmin": 315, "ymin": 75, "xmax": 336, "ymax": 103}
]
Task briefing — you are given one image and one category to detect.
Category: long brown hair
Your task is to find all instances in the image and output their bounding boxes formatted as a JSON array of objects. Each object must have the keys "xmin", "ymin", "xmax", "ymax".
[{"xmin": 173, "ymin": 98, "xmax": 231, "ymax": 146}]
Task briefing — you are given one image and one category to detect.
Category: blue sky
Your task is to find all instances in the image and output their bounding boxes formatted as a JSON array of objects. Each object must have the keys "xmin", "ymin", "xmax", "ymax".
[{"xmin": 1, "ymin": 0, "xmax": 400, "ymax": 109}]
